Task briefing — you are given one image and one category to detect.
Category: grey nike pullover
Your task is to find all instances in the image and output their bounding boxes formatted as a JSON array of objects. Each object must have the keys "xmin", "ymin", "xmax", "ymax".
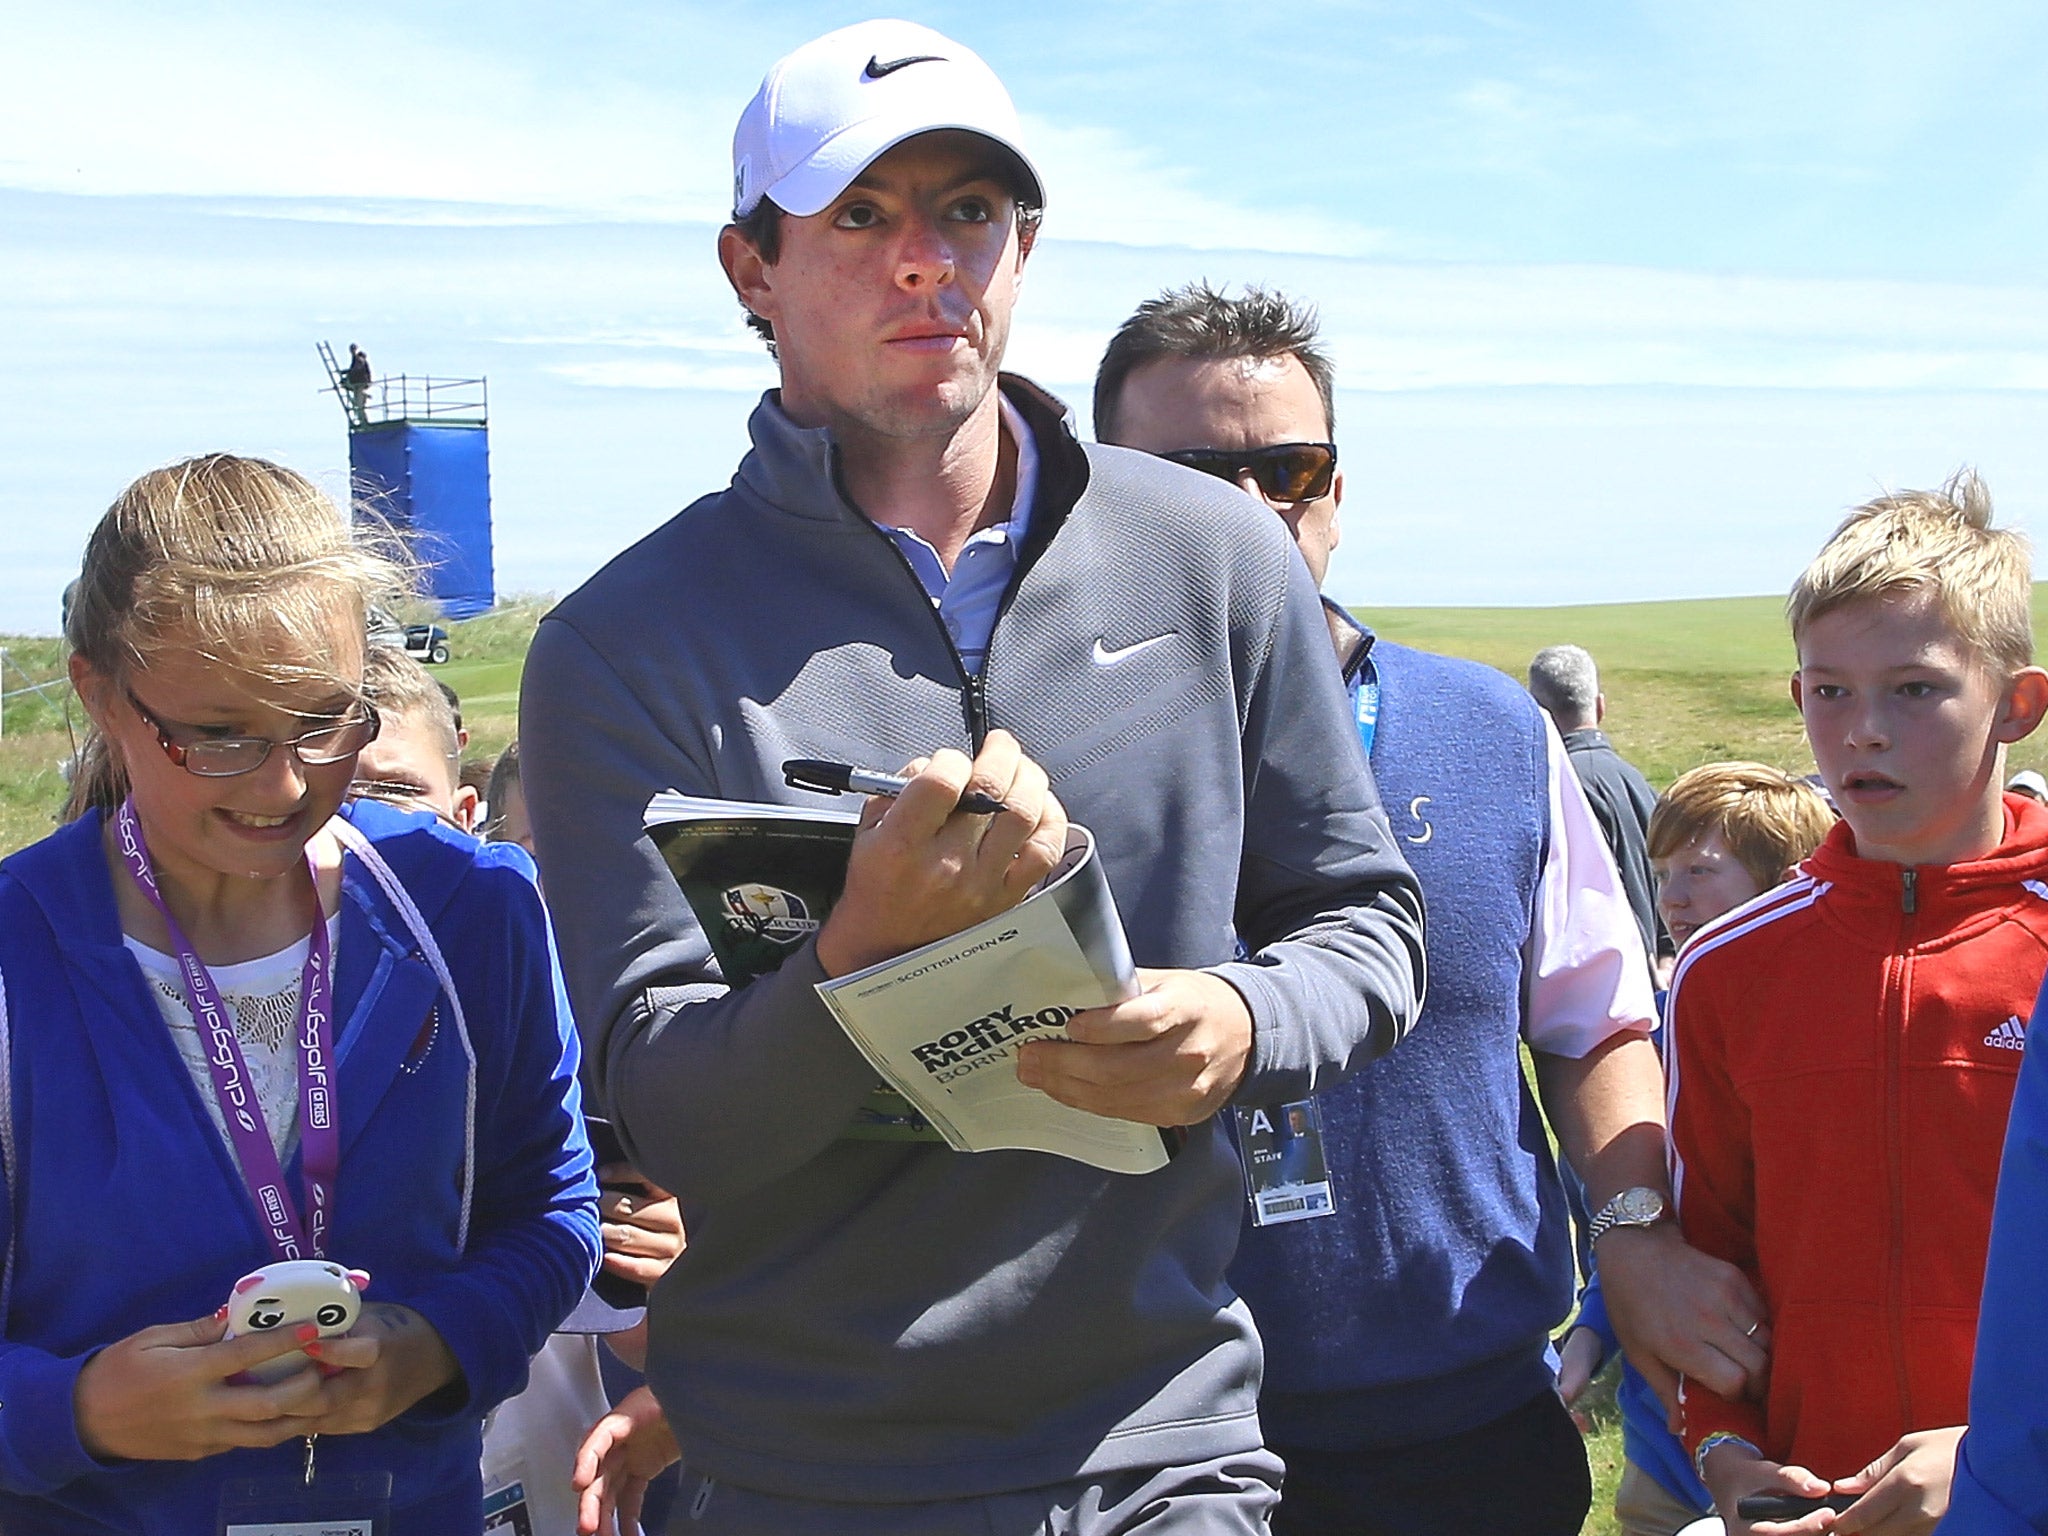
[{"xmin": 519, "ymin": 377, "xmax": 1425, "ymax": 1501}]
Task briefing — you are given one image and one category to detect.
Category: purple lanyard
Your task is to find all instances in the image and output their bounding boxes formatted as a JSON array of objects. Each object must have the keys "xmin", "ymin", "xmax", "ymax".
[{"xmin": 115, "ymin": 799, "xmax": 339, "ymax": 1261}]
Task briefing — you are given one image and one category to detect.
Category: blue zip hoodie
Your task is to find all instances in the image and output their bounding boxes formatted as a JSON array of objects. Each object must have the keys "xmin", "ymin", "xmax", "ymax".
[
  {"xmin": 0, "ymin": 800, "xmax": 599, "ymax": 1534},
  {"xmin": 1942, "ymin": 981, "xmax": 2048, "ymax": 1534}
]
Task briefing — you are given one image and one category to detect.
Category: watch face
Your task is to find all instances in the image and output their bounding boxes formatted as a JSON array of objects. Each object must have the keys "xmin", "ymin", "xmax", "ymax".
[{"xmin": 1619, "ymin": 1187, "xmax": 1665, "ymax": 1224}]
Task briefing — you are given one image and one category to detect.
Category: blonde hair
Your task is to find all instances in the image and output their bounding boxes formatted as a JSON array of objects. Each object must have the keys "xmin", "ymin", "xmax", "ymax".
[
  {"xmin": 64, "ymin": 454, "xmax": 409, "ymax": 820},
  {"xmin": 1648, "ymin": 761, "xmax": 1837, "ymax": 891},
  {"xmin": 362, "ymin": 644, "xmax": 460, "ymax": 761},
  {"xmin": 1787, "ymin": 468, "xmax": 2032, "ymax": 677}
]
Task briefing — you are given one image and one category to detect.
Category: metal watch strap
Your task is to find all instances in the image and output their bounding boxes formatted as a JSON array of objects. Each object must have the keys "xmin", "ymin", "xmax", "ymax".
[{"xmin": 1586, "ymin": 1185, "xmax": 1667, "ymax": 1247}]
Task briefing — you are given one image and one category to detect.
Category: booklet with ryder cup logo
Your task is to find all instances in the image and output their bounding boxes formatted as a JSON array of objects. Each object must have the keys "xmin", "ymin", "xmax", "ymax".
[{"xmin": 644, "ymin": 793, "xmax": 1175, "ymax": 1175}]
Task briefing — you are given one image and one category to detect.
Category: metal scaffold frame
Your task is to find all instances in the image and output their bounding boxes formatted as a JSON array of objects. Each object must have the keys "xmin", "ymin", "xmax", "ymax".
[{"xmin": 317, "ymin": 341, "xmax": 488, "ymax": 428}]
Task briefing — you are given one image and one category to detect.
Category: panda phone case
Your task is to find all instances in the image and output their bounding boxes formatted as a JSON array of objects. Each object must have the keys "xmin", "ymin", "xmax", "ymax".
[{"xmin": 223, "ymin": 1259, "xmax": 369, "ymax": 1385}]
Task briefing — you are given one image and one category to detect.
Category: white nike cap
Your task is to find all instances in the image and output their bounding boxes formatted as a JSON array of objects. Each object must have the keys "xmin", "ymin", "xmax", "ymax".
[{"xmin": 731, "ymin": 19, "xmax": 1045, "ymax": 220}]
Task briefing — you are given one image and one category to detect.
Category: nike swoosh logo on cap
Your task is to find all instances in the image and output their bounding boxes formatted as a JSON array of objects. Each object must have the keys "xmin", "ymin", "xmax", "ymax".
[
  {"xmin": 864, "ymin": 53, "xmax": 946, "ymax": 79},
  {"xmin": 1092, "ymin": 633, "xmax": 1178, "ymax": 667}
]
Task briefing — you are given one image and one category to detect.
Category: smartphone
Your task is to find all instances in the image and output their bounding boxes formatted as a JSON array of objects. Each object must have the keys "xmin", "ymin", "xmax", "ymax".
[
  {"xmin": 223, "ymin": 1260, "xmax": 368, "ymax": 1384},
  {"xmin": 584, "ymin": 1117, "xmax": 650, "ymax": 1311},
  {"xmin": 1736, "ymin": 1493, "xmax": 1859, "ymax": 1520}
]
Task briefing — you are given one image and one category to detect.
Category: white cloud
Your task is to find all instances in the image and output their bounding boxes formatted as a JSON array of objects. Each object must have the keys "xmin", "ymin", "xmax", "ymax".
[
  {"xmin": 0, "ymin": 2, "xmax": 1405, "ymax": 260},
  {"xmin": 0, "ymin": 2, "xmax": 741, "ymax": 219},
  {"xmin": 1320, "ymin": 384, "xmax": 2048, "ymax": 610},
  {"xmin": 4, "ymin": 184, "xmax": 2046, "ymax": 631},
  {"xmin": 1014, "ymin": 240, "xmax": 2048, "ymax": 401},
  {"xmin": 545, "ymin": 358, "xmax": 776, "ymax": 392},
  {"xmin": 5, "ymin": 1, "xmax": 2047, "ymax": 630},
  {"xmin": 1020, "ymin": 118, "xmax": 1394, "ymax": 258}
]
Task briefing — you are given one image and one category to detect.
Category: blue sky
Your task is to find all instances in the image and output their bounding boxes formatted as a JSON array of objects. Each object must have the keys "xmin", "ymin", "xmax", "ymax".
[{"xmin": 2, "ymin": 0, "xmax": 2045, "ymax": 633}]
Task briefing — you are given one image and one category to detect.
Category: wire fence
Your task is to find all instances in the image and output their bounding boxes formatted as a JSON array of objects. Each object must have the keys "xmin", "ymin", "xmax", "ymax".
[{"xmin": 0, "ymin": 650, "xmax": 73, "ymax": 738}]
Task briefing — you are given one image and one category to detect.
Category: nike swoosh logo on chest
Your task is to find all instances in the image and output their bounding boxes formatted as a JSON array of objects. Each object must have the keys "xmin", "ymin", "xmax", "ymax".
[{"xmin": 1091, "ymin": 632, "xmax": 1178, "ymax": 667}]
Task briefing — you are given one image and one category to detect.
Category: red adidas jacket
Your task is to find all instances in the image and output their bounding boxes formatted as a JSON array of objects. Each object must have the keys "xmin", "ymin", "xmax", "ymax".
[{"xmin": 1668, "ymin": 793, "xmax": 2048, "ymax": 1479}]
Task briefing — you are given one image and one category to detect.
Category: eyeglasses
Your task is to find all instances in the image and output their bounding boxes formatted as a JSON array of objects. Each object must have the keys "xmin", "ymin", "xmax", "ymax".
[
  {"xmin": 1160, "ymin": 442, "xmax": 1338, "ymax": 503},
  {"xmin": 127, "ymin": 688, "xmax": 380, "ymax": 778}
]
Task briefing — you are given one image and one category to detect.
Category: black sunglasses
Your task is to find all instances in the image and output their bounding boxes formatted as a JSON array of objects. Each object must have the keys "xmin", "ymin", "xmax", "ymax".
[{"xmin": 1160, "ymin": 442, "xmax": 1337, "ymax": 503}]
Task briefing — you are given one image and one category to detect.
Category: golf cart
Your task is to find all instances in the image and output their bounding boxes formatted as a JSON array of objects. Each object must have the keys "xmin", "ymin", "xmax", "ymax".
[{"xmin": 368, "ymin": 606, "xmax": 452, "ymax": 666}]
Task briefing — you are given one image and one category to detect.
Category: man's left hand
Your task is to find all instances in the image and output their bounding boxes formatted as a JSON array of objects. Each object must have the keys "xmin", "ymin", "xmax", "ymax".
[
  {"xmin": 1016, "ymin": 968, "xmax": 1252, "ymax": 1126},
  {"xmin": 1597, "ymin": 1220, "xmax": 1770, "ymax": 1425}
]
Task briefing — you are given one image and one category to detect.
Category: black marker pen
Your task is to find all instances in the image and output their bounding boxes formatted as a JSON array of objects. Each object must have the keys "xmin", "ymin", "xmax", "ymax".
[{"xmin": 782, "ymin": 758, "xmax": 1008, "ymax": 816}]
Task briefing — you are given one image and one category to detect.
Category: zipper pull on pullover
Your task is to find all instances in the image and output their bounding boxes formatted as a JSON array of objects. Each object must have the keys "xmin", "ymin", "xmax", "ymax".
[
  {"xmin": 963, "ymin": 670, "xmax": 989, "ymax": 747},
  {"xmin": 1903, "ymin": 867, "xmax": 1919, "ymax": 914}
]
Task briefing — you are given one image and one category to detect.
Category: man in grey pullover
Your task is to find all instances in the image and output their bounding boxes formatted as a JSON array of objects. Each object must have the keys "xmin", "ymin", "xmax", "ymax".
[{"xmin": 519, "ymin": 20, "xmax": 1425, "ymax": 1533}]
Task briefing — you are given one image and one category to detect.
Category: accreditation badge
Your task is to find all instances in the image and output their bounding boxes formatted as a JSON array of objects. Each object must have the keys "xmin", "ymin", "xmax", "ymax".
[
  {"xmin": 218, "ymin": 1459, "xmax": 392, "ymax": 1536},
  {"xmin": 482, "ymin": 1478, "xmax": 537, "ymax": 1534},
  {"xmin": 1234, "ymin": 1099, "xmax": 1337, "ymax": 1226}
]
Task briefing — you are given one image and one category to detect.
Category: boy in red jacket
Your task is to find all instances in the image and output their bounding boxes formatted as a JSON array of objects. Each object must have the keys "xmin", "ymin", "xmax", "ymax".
[{"xmin": 1671, "ymin": 471, "xmax": 2048, "ymax": 1536}]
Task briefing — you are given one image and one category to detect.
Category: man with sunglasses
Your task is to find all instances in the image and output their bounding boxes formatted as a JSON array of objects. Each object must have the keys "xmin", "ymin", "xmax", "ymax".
[
  {"xmin": 518, "ymin": 23, "xmax": 1426, "ymax": 1536},
  {"xmin": 1095, "ymin": 283, "xmax": 1768, "ymax": 1536}
]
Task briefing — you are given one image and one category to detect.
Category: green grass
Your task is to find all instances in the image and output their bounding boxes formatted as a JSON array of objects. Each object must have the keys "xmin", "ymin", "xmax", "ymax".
[
  {"xmin": 1368, "ymin": 586, "xmax": 2048, "ymax": 792},
  {"xmin": 1580, "ymin": 1359, "xmax": 1628, "ymax": 1536},
  {"xmin": 0, "ymin": 635, "xmax": 82, "ymax": 856},
  {"xmin": 429, "ymin": 597, "xmax": 549, "ymax": 765},
  {"xmin": 1371, "ymin": 593, "xmax": 1809, "ymax": 789}
]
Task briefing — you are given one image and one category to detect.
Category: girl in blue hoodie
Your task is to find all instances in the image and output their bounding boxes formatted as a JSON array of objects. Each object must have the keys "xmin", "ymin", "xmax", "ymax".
[{"xmin": 0, "ymin": 455, "xmax": 598, "ymax": 1533}]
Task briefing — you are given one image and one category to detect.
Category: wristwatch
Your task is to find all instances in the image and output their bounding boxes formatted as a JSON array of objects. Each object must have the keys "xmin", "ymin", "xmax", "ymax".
[{"xmin": 1586, "ymin": 1185, "xmax": 1668, "ymax": 1247}]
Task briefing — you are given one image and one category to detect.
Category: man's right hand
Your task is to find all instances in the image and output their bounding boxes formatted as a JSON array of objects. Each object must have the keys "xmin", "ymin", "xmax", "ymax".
[{"xmin": 814, "ymin": 729, "xmax": 1068, "ymax": 977}]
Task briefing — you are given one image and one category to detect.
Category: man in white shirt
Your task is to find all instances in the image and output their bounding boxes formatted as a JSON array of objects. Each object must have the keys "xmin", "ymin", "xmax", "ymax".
[{"xmin": 1094, "ymin": 282, "xmax": 1770, "ymax": 1536}]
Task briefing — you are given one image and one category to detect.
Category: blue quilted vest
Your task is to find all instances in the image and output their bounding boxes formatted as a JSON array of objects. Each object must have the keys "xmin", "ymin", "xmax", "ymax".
[{"xmin": 1231, "ymin": 631, "xmax": 1566, "ymax": 1450}]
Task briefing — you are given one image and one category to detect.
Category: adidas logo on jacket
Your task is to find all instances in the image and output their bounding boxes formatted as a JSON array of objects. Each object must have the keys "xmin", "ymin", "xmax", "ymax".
[{"xmin": 1984, "ymin": 1015, "xmax": 2029, "ymax": 1051}]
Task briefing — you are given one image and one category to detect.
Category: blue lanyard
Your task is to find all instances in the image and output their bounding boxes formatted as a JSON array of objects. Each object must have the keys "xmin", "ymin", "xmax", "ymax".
[{"xmin": 1350, "ymin": 655, "xmax": 1380, "ymax": 758}]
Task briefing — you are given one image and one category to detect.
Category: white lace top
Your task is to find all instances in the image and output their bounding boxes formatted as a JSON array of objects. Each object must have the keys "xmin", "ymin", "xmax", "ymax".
[{"xmin": 125, "ymin": 916, "xmax": 341, "ymax": 1174}]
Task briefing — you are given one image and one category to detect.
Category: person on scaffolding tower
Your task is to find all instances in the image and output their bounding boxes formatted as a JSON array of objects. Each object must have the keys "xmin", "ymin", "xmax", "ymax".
[{"xmin": 343, "ymin": 344, "xmax": 372, "ymax": 423}]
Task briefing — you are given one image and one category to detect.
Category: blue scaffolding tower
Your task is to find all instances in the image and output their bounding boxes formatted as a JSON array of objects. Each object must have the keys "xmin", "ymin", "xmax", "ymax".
[{"xmin": 318, "ymin": 342, "xmax": 497, "ymax": 618}]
